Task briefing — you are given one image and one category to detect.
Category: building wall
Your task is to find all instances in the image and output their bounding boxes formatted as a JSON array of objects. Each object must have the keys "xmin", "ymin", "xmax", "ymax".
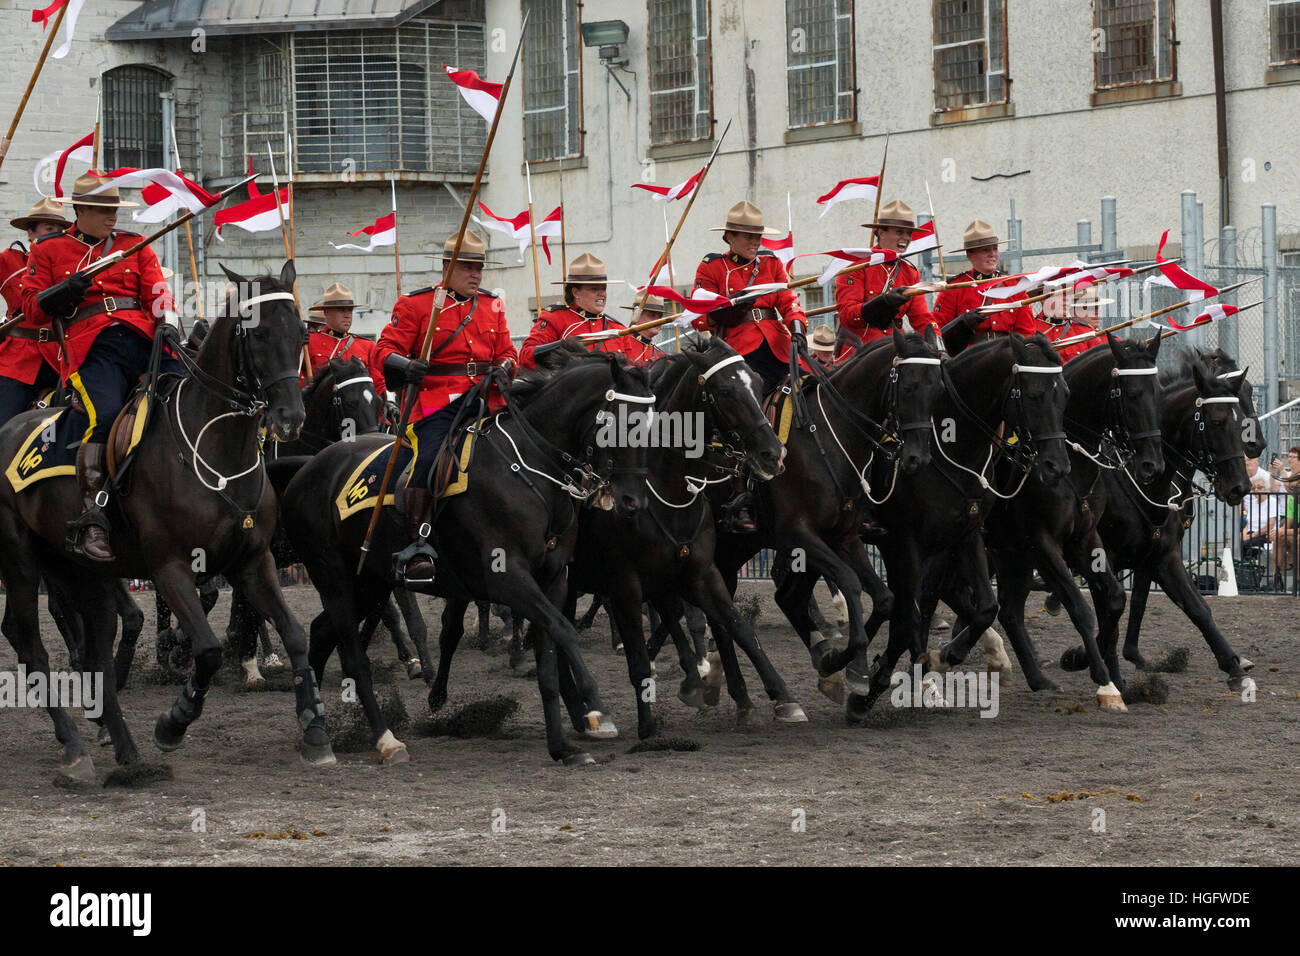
[{"xmin": 0, "ymin": 1, "xmax": 1295, "ymax": 341}]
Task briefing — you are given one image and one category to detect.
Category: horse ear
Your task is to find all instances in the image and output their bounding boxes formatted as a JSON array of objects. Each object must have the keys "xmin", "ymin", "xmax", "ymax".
[
  {"xmin": 280, "ymin": 259, "xmax": 297, "ymax": 289},
  {"xmin": 922, "ymin": 324, "xmax": 938, "ymax": 349},
  {"xmin": 1106, "ymin": 330, "xmax": 1123, "ymax": 362},
  {"xmin": 1230, "ymin": 367, "xmax": 1247, "ymax": 395},
  {"xmin": 1145, "ymin": 329, "xmax": 1162, "ymax": 360},
  {"xmin": 220, "ymin": 264, "xmax": 246, "ymax": 287},
  {"xmin": 1009, "ymin": 333, "xmax": 1030, "ymax": 365},
  {"xmin": 1190, "ymin": 355, "xmax": 1209, "ymax": 394},
  {"xmin": 893, "ymin": 326, "xmax": 907, "ymax": 352}
]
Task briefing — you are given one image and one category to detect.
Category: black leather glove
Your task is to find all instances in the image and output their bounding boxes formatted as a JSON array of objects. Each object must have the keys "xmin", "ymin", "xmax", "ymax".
[
  {"xmin": 36, "ymin": 271, "xmax": 91, "ymax": 318},
  {"xmin": 709, "ymin": 304, "xmax": 749, "ymax": 329},
  {"xmin": 957, "ymin": 308, "xmax": 985, "ymax": 329},
  {"xmin": 859, "ymin": 291, "xmax": 908, "ymax": 330},
  {"xmin": 789, "ymin": 318, "xmax": 808, "ymax": 345},
  {"xmin": 383, "ymin": 400, "xmax": 401, "ymax": 425},
  {"xmin": 382, "ymin": 353, "xmax": 431, "ymax": 388}
]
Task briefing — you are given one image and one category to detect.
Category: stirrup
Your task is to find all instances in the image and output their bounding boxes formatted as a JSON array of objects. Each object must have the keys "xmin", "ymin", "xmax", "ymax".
[
  {"xmin": 65, "ymin": 507, "xmax": 113, "ymax": 556},
  {"xmin": 393, "ymin": 540, "xmax": 438, "ymax": 586}
]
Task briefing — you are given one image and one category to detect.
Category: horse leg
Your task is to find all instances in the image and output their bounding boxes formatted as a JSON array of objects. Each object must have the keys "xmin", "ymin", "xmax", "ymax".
[
  {"xmin": 336, "ymin": 579, "xmax": 407, "ymax": 763},
  {"xmin": 531, "ymin": 626, "xmax": 595, "ymax": 766},
  {"xmin": 308, "ymin": 611, "xmax": 336, "ymax": 687},
  {"xmin": 428, "ymin": 598, "xmax": 468, "ymax": 714},
  {"xmin": 843, "ymin": 539, "xmax": 893, "ymax": 646},
  {"xmin": 989, "ymin": 551, "xmax": 1062, "ymax": 692},
  {"xmin": 647, "ymin": 596, "xmax": 707, "ymax": 707},
  {"xmin": 46, "ymin": 586, "xmax": 86, "ymax": 673},
  {"xmin": 1121, "ymin": 569, "xmax": 1154, "ymax": 670},
  {"xmin": 111, "ymin": 580, "xmax": 144, "ymax": 691},
  {"xmin": 393, "ymin": 587, "xmax": 433, "ymax": 681},
  {"xmin": 474, "ymin": 599, "xmax": 493, "ymax": 650},
  {"xmin": 79, "ymin": 582, "xmax": 142, "ymax": 766},
  {"xmin": 606, "ymin": 585, "xmax": 658, "ymax": 739},
  {"xmin": 226, "ymin": 590, "xmax": 266, "ymax": 688},
  {"xmin": 1151, "ymin": 552, "xmax": 1250, "ymax": 689},
  {"xmin": 378, "ymin": 596, "xmax": 422, "ymax": 678},
  {"xmin": 215, "ymin": 551, "xmax": 335, "ymax": 765}
]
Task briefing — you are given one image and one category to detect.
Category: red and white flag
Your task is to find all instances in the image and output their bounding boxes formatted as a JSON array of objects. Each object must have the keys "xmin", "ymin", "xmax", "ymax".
[
  {"xmin": 815, "ymin": 176, "xmax": 879, "ymax": 220},
  {"xmin": 444, "ymin": 64, "xmax": 502, "ymax": 124},
  {"xmin": 32, "ymin": 0, "xmax": 86, "ymax": 60},
  {"xmin": 630, "ymin": 166, "xmax": 705, "ymax": 202},
  {"xmin": 980, "ymin": 265, "xmax": 1078, "ymax": 299},
  {"xmin": 33, "ymin": 130, "xmax": 93, "ymax": 198},
  {"xmin": 473, "ymin": 202, "xmax": 562, "ymax": 264},
  {"xmin": 761, "ymin": 233, "xmax": 795, "ymax": 269},
  {"xmin": 797, "ymin": 248, "xmax": 899, "ymax": 287},
  {"xmin": 641, "ymin": 286, "xmax": 737, "ymax": 317},
  {"xmin": 214, "ymin": 175, "xmax": 288, "ymax": 240},
  {"xmin": 1168, "ymin": 302, "xmax": 1238, "ymax": 332},
  {"xmin": 331, "ymin": 212, "xmax": 397, "ymax": 253},
  {"xmin": 1068, "ymin": 264, "xmax": 1135, "ymax": 291},
  {"xmin": 70, "ymin": 167, "xmax": 222, "ymax": 223},
  {"xmin": 903, "ymin": 220, "xmax": 938, "ymax": 256},
  {"xmin": 1145, "ymin": 230, "xmax": 1219, "ymax": 302}
]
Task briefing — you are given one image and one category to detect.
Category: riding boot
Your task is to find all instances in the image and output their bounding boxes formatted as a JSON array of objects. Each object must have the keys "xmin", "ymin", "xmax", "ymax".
[
  {"xmin": 721, "ymin": 474, "xmax": 757, "ymax": 533},
  {"xmin": 73, "ymin": 442, "xmax": 114, "ymax": 562},
  {"xmin": 397, "ymin": 486, "xmax": 436, "ymax": 583}
]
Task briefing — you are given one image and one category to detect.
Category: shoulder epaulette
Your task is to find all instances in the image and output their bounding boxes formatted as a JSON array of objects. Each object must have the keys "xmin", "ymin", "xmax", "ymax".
[
  {"xmin": 756, "ymin": 247, "xmax": 775, "ymax": 257},
  {"xmin": 702, "ymin": 253, "xmax": 724, "ymax": 263},
  {"xmin": 34, "ymin": 232, "xmax": 64, "ymax": 244},
  {"xmin": 541, "ymin": 303, "xmax": 568, "ymax": 314},
  {"xmin": 405, "ymin": 286, "xmax": 435, "ymax": 297},
  {"xmin": 112, "ymin": 229, "xmax": 141, "ymax": 238},
  {"xmin": 477, "ymin": 288, "xmax": 498, "ymax": 299}
]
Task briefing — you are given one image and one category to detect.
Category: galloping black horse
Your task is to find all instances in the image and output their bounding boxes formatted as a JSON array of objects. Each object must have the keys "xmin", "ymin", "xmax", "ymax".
[
  {"xmin": 976, "ymin": 334, "xmax": 1165, "ymax": 703},
  {"xmin": 711, "ymin": 328, "xmax": 947, "ymax": 698},
  {"xmin": 563, "ymin": 339, "xmax": 798, "ymax": 738},
  {"xmin": 856, "ymin": 333, "xmax": 1073, "ymax": 714},
  {"xmin": 281, "ymin": 352, "xmax": 655, "ymax": 765},
  {"xmin": 0, "ymin": 262, "xmax": 334, "ymax": 779},
  {"xmin": 1062, "ymin": 347, "xmax": 1253, "ymax": 689}
]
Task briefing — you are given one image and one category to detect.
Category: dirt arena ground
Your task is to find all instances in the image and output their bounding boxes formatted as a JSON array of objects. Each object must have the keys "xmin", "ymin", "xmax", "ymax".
[{"xmin": 0, "ymin": 582, "xmax": 1296, "ymax": 866}]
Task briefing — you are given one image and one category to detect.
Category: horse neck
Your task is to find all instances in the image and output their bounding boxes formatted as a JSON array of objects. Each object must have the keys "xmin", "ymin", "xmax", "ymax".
[
  {"xmin": 941, "ymin": 345, "xmax": 1012, "ymax": 455},
  {"xmin": 516, "ymin": 363, "xmax": 610, "ymax": 451},
  {"xmin": 833, "ymin": 348, "xmax": 892, "ymax": 419},
  {"xmin": 1159, "ymin": 385, "xmax": 1198, "ymax": 481},
  {"xmin": 301, "ymin": 370, "xmax": 337, "ymax": 440},
  {"xmin": 1064, "ymin": 353, "xmax": 1115, "ymax": 433},
  {"xmin": 178, "ymin": 313, "xmax": 263, "ymax": 457}
]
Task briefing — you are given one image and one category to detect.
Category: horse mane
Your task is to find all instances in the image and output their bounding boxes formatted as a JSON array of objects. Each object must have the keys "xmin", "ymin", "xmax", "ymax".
[
  {"xmin": 1071, "ymin": 335, "xmax": 1147, "ymax": 371},
  {"xmin": 509, "ymin": 349, "xmax": 628, "ymax": 409},
  {"xmin": 1158, "ymin": 345, "xmax": 1237, "ymax": 389}
]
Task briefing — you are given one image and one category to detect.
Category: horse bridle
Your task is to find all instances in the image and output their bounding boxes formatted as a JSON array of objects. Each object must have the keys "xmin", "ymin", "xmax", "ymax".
[
  {"xmin": 696, "ymin": 352, "xmax": 775, "ymax": 466},
  {"xmin": 1168, "ymin": 394, "xmax": 1242, "ymax": 490},
  {"xmin": 939, "ymin": 359, "xmax": 1066, "ymax": 476}
]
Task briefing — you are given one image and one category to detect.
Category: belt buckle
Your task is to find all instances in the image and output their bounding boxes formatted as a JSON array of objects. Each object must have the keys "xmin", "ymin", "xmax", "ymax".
[
  {"xmin": 465, "ymin": 361, "xmax": 478, "ymax": 377},
  {"xmin": 102, "ymin": 296, "xmax": 117, "ymax": 316},
  {"xmin": 37, "ymin": 328, "xmax": 50, "ymax": 343},
  {"xmin": 751, "ymin": 308, "xmax": 763, "ymax": 323}
]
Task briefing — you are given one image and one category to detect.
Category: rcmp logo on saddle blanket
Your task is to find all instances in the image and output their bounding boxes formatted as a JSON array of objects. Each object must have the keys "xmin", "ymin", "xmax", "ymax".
[
  {"xmin": 335, "ymin": 422, "xmax": 484, "ymax": 520},
  {"xmin": 5, "ymin": 410, "xmax": 78, "ymax": 491}
]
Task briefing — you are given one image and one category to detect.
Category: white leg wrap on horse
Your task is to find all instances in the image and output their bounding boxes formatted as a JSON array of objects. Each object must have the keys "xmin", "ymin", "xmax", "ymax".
[
  {"xmin": 978, "ymin": 628, "xmax": 1013, "ymax": 672},
  {"xmin": 809, "ymin": 629, "xmax": 826, "ymax": 647},
  {"xmin": 241, "ymin": 658, "xmax": 263, "ymax": 683},
  {"xmin": 376, "ymin": 729, "xmax": 406, "ymax": 758},
  {"xmin": 1096, "ymin": 681, "xmax": 1127, "ymax": 712}
]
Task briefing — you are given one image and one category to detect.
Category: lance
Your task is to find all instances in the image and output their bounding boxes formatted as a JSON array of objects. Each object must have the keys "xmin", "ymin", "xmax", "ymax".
[
  {"xmin": 976, "ymin": 259, "xmax": 1152, "ymax": 314},
  {"xmin": 1151, "ymin": 297, "xmax": 1265, "ymax": 343},
  {"xmin": 391, "ymin": 177, "xmax": 403, "ymax": 295},
  {"xmin": 171, "ymin": 123, "xmax": 202, "ymax": 335},
  {"xmin": 0, "ymin": 175, "xmax": 257, "ymax": 339},
  {"xmin": 525, "ymin": 159, "xmax": 543, "ymax": 319},
  {"xmin": 662, "ymin": 202, "xmax": 679, "ymax": 350},
  {"xmin": 1051, "ymin": 280, "xmax": 1251, "ymax": 350},
  {"xmin": 558, "ymin": 165, "xmax": 567, "ymax": 280},
  {"xmin": 800, "ymin": 279, "xmax": 984, "ymax": 319},
  {"xmin": 357, "ymin": 11, "xmax": 530, "ymax": 574},
  {"xmin": 92, "ymin": 87, "xmax": 102, "ymax": 170},
  {"xmin": 1259, "ymin": 394, "xmax": 1300, "ymax": 422},
  {"xmin": 0, "ymin": 3, "xmax": 69, "ymax": 171},
  {"xmin": 925, "ymin": 179, "xmax": 946, "ymax": 281},
  {"xmin": 869, "ymin": 133, "xmax": 889, "ymax": 235},
  {"xmin": 267, "ymin": 143, "xmax": 311, "ymax": 382}
]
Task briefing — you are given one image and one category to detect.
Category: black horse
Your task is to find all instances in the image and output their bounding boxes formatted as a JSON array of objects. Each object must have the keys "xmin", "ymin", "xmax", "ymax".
[
  {"xmin": 281, "ymin": 352, "xmax": 655, "ymax": 765},
  {"xmin": 976, "ymin": 334, "xmax": 1165, "ymax": 705},
  {"xmin": 562, "ymin": 339, "xmax": 798, "ymax": 738},
  {"xmin": 710, "ymin": 328, "xmax": 946, "ymax": 699},
  {"xmin": 0, "ymin": 261, "xmax": 334, "ymax": 779},
  {"xmin": 1062, "ymin": 347, "xmax": 1253, "ymax": 689},
  {"xmin": 855, "ymin": 333, "xmax": 1073, "ymax": 715}
]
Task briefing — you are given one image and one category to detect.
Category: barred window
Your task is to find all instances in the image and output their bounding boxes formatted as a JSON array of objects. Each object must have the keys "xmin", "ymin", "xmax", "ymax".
[
  {"xmin": 933, "ymin": 0, "xmax": 1007, "ymax": 112},
  {"xmin": 786, "ymin": 0, "xmax": 854, "ymax": 127},
  {"xmin": 1271, "ymin": 0, "xmax": 1300, "ymax": 65},
  {"xmin": 523, "ymin": 0, "xmax": 582, "ymax": 161},
  {"xmin": 648, "ymin": 0, "xmax": 713, "ymax": 145},
  {"xmin": 1094, "ymin": 0, "xmax": 1175, "ymax": 88},
  {"xmin": 102, "ymin": 65, "xmax": 170, "ymax": 170},
  {"xmin": 222, "ymin": 16, "xmax": 487, "ymax": 177}
]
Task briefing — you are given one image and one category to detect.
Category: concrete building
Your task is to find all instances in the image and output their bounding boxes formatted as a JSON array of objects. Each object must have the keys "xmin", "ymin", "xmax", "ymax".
[{"xmin": 0, "ymin": 0, "xmax": 1296, "ymax": 354}]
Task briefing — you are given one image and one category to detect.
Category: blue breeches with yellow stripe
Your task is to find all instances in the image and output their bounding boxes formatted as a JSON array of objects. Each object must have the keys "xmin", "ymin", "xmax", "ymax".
[
  {"xmin": 64, "ymin": 325, "xmax": 182, "ymax": 446},
  {"xmin": 0, "ymin": 363, "xmax": 58, "ymax": 427},
  {"xmin": 405, "ymin": 395, "xmax": 466, "ymax": 490}
]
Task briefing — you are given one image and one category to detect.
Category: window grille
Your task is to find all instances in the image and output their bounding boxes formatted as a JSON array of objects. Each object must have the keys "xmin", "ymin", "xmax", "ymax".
[
  {"xmin": 1270, "ymin": 0, "xmax": 1300, "ymax": 65},
  {"xmin": 1094, "ymin": 0, "xmax": 1175, "ymax": 88},
  {"xmin": 933, "ymin": 0, "xmax": 1007, "ymax": 112},
  {"xmin": 102, "ymin": 65, "xmax": 171, "ymax": 170},
  {"xmin": 786, "ymin": 0, "xmax": 854, "ymax": 127},
  {"xmin": 648, "ymin": 0, "xmax": 713, "ymax": 145},
  {"xmin": 523, "ymin": 0, "xmax": 582, "ymax": 160}
]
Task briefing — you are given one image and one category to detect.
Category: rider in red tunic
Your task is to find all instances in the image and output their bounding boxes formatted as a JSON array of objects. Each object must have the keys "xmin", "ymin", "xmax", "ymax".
[
  {"xmin": 691, "ymin": 200, "xmax": 807, "ymax": 393},
  {"xmin": 618, "ymin": 294, "xmax": 669, "ymax": 367},
  {"xmin": 518, "ymin": 254, "xmax": 648, "ymax": 369},
  {"xmin": 833, "ymin": 199, "xmax": 940, "ymax": 360},
  {"xmin": 22, "ymin": 173, "xmax": 181, "ymax": 561},
  {"xmin": 0, "ymin": 197, "xmax": 69, "ymax": 423},
  {"xmin": 374, "ymin": 230, "xmax": 517, "ymax": 583},
  {"xmin": 933, "ymin": 219, "xmax": 1036, "ymax": 353},
  {"xmin": 301, "ymin": 281, "xmax": 387, "ymax": 393},
  {"xmin": 1043, "ymin": 286, "xmax": 1111, "ymax": 363}
]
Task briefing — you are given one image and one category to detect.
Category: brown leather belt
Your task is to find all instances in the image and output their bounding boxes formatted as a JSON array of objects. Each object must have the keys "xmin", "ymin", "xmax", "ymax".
[
  {"xmin": 747, "ymin": 307, "xmax": 779, "ymax": 322},
  {"xmin": 973, "ymin": 330, "xmax": 1010, "ymax": 342},
  {"xmin": 425, "ymin": 361, "xmax": 506, "ymax": 378},
  {"xmin": 3, "ymin": 325, "xmax": 54, "ymax": 342},
  {"xmin": 67, "ymin": 296, "xmax": 143, "ymax": 327}
]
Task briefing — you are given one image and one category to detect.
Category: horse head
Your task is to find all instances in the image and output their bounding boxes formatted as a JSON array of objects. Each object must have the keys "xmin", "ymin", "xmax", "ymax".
[
  {"xmin": 682, "ymin": 339, "xmax": 784, "ymax": 481},
  {"xmin": 217, "ymin": 260, "xmax": 306, "ymax": 442},
  {"xmin": 1096, "ymin": 331, "xmax": 1165, "ymax": 485},
  {"xmin": 891, "ymin": 325, "xmax": 946, "ymax": 476},
  {"xmin": 1185, "ymin": 352, "xmax": 1251, "ymax": 506},
  {"xmin": 326, "ymin": 356, "xmax": 382, "ymax": 438},
  {"xmin": 1007, "ymin": 333, "xmax": 1071, "ymax": 487},
  {"xmin": 1198, "ymin": 347, "xmax": 1264, "ymax": 459}
]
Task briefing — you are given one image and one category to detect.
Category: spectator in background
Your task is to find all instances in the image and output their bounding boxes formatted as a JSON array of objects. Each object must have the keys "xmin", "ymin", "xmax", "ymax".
[
  {"xmin": 1271, "ymin": 447, "xmax": 1300, "ymax": 586},
  {"xmin": 1247, "ymin": 454, "xmax": 1279, "ymax": 491},
  {"xmin": 1242, "ymin": 476, "xmax": 1281, "ymax": 552}
]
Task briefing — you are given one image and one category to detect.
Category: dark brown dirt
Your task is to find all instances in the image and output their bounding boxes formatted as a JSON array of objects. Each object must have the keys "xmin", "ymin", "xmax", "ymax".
[{"xmin": 1, "ymin": 584, "xmax": 1296, "ymax": 866}]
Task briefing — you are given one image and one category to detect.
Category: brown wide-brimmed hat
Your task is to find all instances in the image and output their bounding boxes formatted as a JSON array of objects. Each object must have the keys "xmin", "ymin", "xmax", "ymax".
[
  {"xmin": 956, "ymin": 218, "xmax": 1013, "ymax": 253},
  {"xmin": 621, "ymin": 294, "xmax": 667, "ymax": 315},
  {"xmin": 11, "ymin": 196, "xmax": 71, "ymax": 231},
  {"xmin": 311, "ymin": 281, "xmax": 355, "ymax": 311},
  {"xmin": 810, "ymin": 325, "xmax": 837, "ymax": 349},
  {"xmin": 428, "ymin": 230, "xmax": 501, "ymax": 266},
  {"xmin": 552, "ymin": 252, "xmax": 620, "ymax": 286},
  {"xmin": 860, "ymin": 198, "xmax": 925, "ymax": 233},
  {"xmin": 1069, "ymin": 285, "xmax": 1114, "ymax": 309},
  {"xmin": 55, "ymin": 172, "xmax": 140, "ymax": 209},
  {"xmin": 709, "ymin": 200, "xmax": 782, "ymax": 237}
]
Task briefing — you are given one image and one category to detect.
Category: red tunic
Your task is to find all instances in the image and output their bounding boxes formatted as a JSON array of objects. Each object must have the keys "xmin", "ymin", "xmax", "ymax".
[
  {"xmin": 932, "ymin": 268, "xmax": 1036, "ymax": 336},
  {"xmin": 622, "ymin": 335, "xmax": 664, "ymax": 367},
  {"xmin": 0, "ymin": 242, "xmax": 53, "ymax": 385},
  {"xmin": 21, "ymin": 227, "xmax": 173, "ymax": 374},
  {"xmin": 833, "ymin": 258, "xmax": 937, "ymax": 357},
  {"xmin": 691, "ymin": 250, "xmax": 805, "ymax": 357},
  {"xmin": 374, "ymin": 286, "xmax": 516, "ymax": 421},
  {"xmin": 518, "ymin": 304, "xmax": 646, "ymax": 370},
  {"xmin": 302, "ymin": 325, "xmax": 387, "ymax": 393},
  {"xmin": 1045, "ymin": 319, "xmax": 1103, "ymax": 363}
]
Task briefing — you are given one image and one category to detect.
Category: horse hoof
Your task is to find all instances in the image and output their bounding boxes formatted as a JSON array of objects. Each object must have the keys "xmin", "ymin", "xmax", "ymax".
[
  {"xmin": 735, "ymin": 707, "xmax": 755, "ymax": 728},
  {"xmin": 843, "ymin": 662, "xmax": 873, "ymax": 696},
  {"xmin": 1096, "ymin": 682, "xmax": 1128, "ymax": 712},
  {"xmin": 845, "ymin": 693, "xmax": 872, "ymax": 726},
  {"xmin": 263, "ymin": 653, "xmax": 285, "ymax": 671},
  {"xmin": 1238, "ymin": 657, "xmax": 1254, "ymax": 671},
  {"xmin": 818, "ymin": 672, "xmax": 846, "ymax": 705},
  {"xmin": 583, "ymin": 712, "xmax": 618, "ymax": 739},
  {"xmin": 677, "ymin": 684, "xmax": 707, "ymax": 710},
  {"xmin": 300, "ymin": 740, "xmax": 338, "ymax": 767},
  {"xmin": 55, "ymin": 754, "xmax": 97, "ymax": 784},
  {"xmin": 702, "ymin": 685, "xmax": 721, "ymax": 707},
  {"xmin": 96, "ymin": 725, "xmax": 113, "ymax": 747},
  {"xmin": 510, "ymin": 662, "xmax": 536, "ymax": 679},
  {"xmin": 1029, "ymin": 677, "xmax": 1061, "ymax": 692},
  {"xmin": 404, "ymin": 659, "xmax": 424, "ymax": 680},
  {"xmin": 774, "ymin": 701, "xmax": 808, "ymax": 723},
  {"xmin": 152, "ymin": 714, "xmax": 186, "ymax": 752},
  {"xmin": 695, "ymin": 656, "xmax": 711, "ymax": 679},
  {"xmin": 562, "ymin": 751, "xmax": 596, "ymax": 767},
  {"xmin": 376, "ymin": 730, "xmax": 409, "ymax": 765},
  {"xmin": 1060, "ymin": 647, "xmax": 1090, "ymax": 672},
  {"xmin": 1228, "ymin": 674, "xmax": 1255, "ymax": 695}
]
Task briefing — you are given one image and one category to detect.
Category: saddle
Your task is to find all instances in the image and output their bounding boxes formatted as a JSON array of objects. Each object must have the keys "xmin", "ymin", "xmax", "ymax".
[
  {"xmin": 761, "ymin": 374, "xmax": 798, "ymax": 445},
  {"xmin": 430, "ymin": 418, "xmax": 487, "ymax": 502}
]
